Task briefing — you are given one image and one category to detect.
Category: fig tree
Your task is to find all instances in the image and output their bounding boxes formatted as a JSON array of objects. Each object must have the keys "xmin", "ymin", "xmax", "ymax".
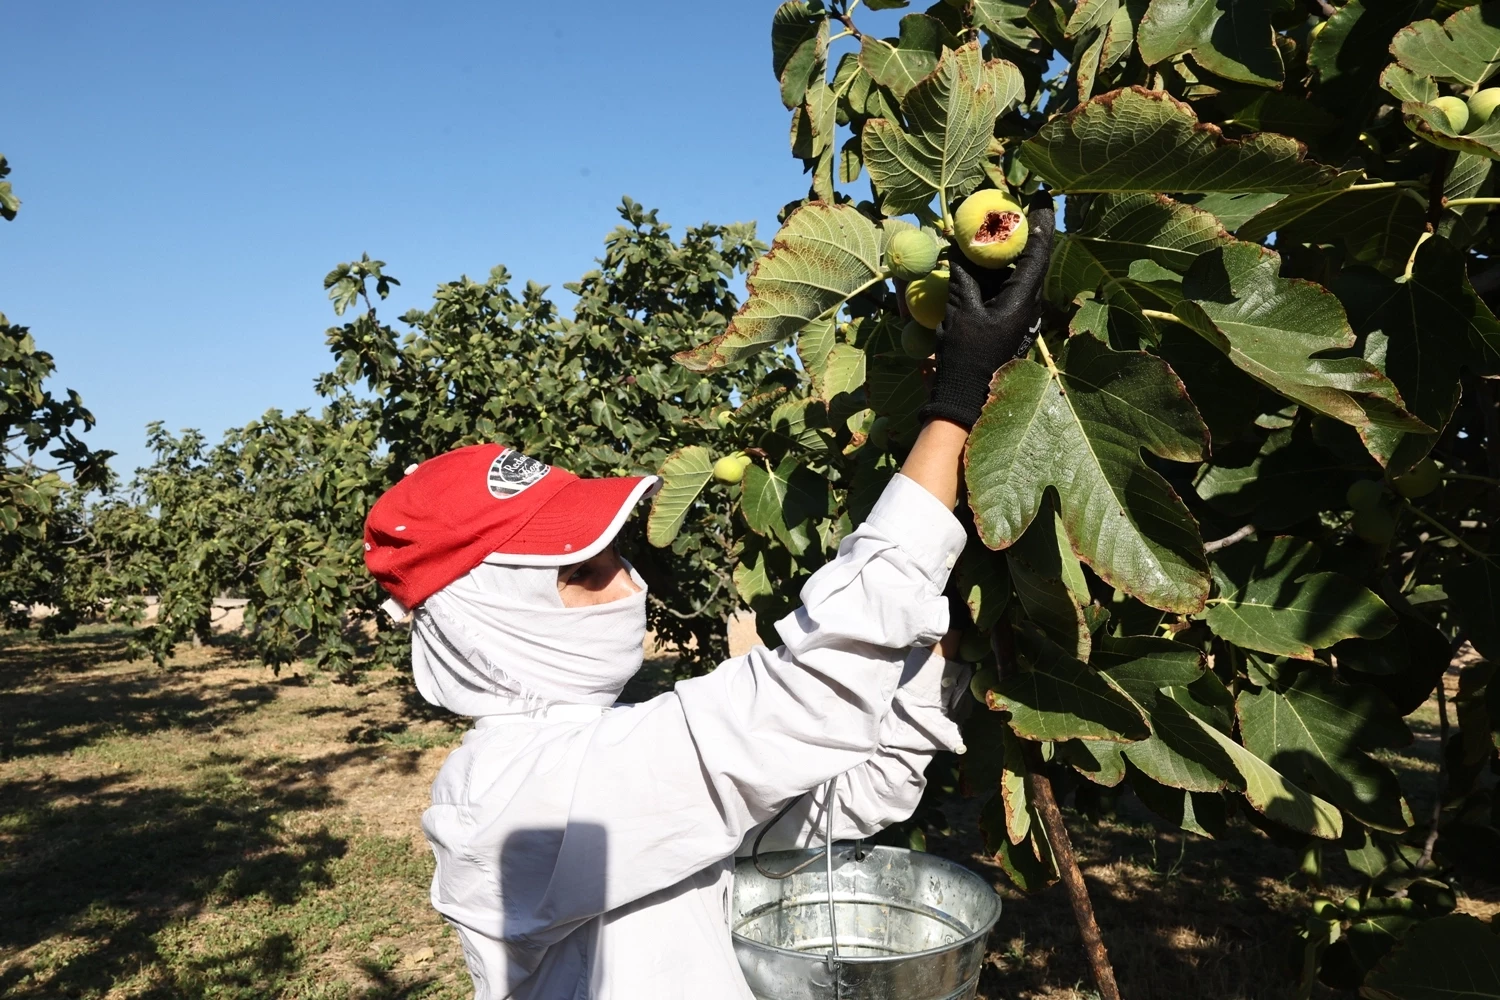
[
  {"xmin": 954, "ymin": 190, "xmax": 1029, "ymax": 268},
  {"xmin": 901, "ymin": 319, "xmax": 938, "ymax": 359},
  {"xmin": 905, "ymin": 269, "xmax": 949, "ymax": 329},
  {"xmin": 1433, "ymin": 95, "xmax": 1470, "ymax": 133},
  {"xmin": 712, "ymin": 456, "xmax": 746, "ymax": 485},
  {"xmin": 1393, "ymin": 457, "xmax": 1441, "ymax": 497},
  {"xmin": 1470, "ymin": 87, "xmax": 1500, "ymax": 127},
  {"xmin": 886, "ymin": 228, "xmax": 940, "ymax": 281}
]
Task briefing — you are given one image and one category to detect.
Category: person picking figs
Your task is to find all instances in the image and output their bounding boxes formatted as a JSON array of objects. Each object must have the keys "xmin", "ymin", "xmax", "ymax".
[{"xmin": 361, "ymin": 195, "xmax": 1055, "ymax": 999}]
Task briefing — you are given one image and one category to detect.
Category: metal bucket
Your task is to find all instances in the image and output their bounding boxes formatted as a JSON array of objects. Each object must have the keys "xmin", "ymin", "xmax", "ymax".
[{"xmin": 731, "ymin": 845, "xmax": 1001, "ymax": 1000}]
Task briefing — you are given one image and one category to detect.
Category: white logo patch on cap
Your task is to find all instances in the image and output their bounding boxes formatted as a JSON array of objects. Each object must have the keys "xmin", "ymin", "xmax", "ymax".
[{"xmin": 487, "ymin": 450, "xmax": 550, "ymax": 499}]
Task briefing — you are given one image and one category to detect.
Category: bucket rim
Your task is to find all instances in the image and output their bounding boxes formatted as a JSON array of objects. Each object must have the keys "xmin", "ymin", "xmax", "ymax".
[{"xmin": 730, "ymin": 844, "xmax": 1002, "ymax": 967}]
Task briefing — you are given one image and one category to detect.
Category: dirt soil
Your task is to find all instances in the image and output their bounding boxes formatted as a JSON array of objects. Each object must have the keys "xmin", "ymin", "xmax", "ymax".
[{"xmin": 0, "ymin": 627, "xmax": 1484, "ymax": 999}]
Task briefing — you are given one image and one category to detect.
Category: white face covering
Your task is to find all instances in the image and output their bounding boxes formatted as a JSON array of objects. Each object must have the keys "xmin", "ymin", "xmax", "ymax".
[{"xmin": 411, "ymin": 558, "xmax": 648, "ymax": 718}]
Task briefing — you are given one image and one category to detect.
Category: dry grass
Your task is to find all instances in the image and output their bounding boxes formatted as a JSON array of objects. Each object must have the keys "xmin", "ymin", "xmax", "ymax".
[{"xmin": 0, "ymin": 626, "xmax": 1480, "ymax": 999}]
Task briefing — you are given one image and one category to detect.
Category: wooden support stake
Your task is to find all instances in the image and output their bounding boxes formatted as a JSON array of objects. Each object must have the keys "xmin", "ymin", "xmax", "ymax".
[
  {"xmin": 991, "ymin": 619, "xmax": 1123, "ymax": 1000},
  {"xmin": 1025, "ymin": 759, "xmax": 1122, "ymax": 1000}
]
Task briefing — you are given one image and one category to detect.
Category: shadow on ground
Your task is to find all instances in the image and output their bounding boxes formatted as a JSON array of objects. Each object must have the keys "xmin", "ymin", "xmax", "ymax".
[
  {"xmin": 0, "ymin": 628, "xmax": 459, "ymax": 1000},
  {"xmin": 0, "ymin": 628, "xmax": 276, "ymax": 763}
]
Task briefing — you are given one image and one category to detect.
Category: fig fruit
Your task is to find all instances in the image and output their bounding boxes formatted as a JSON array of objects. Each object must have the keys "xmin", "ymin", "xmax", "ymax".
[
  {"xmin": 905, "ymin": 270, "xmax": 950, "ymax": 329},
  {"xmin": 1345, "ymin": 479, "xmax": 1385, "ymax": 511},
  {"xmin": 868, "ymin": 415, "xmax": 890, "ymax": 449},
  {"xmin": 1352, "ymin": 506, "xmax": 1397, "ymax": 544},
  {"xmin": 713, "ymin": 456, "xmax": 746, "ymax": 485},
  {"xmin": 959, "ymin": 626, "xmax": 991, "ymax": 663},
  {"xmin": 716, "ymin": 410, "xmax": 734, "ymax": 428},
  {"xmin": 1392, "ymin": 457, "xmax": 1441, "ymax": 498},
  {"xmin": 1470, "ymin": 87, "xmax": 1500, "ymax": 128},
  {"xmin": 886, "ymin": 228, "xmax": 941, "ymax": 281},
  {"xmin": 954, "ymin": 190, "xmax": 1029, "ymax": 268},
  {"xmin": 1433, "ymin": 95, "xmax": 1470, "ymax": 133},
  {"xmin": 901, "ymin": 319, "xmax": 938, "ymax": 359}
]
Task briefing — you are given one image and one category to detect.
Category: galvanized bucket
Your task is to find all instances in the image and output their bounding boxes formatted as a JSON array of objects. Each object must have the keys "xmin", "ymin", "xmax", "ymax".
[{"xmin": 731, "ymin": 844, "xmax": 1001, "ymax": 1000}]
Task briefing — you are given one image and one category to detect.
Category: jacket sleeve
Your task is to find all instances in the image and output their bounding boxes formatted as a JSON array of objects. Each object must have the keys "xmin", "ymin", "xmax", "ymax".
[
  {"xmin": 423, "ymin": 473, "xmax": 966, "ymax": 973},
  {"xmin": 736, "ymin": 645, "xmax": 973, "ymax": 854}
]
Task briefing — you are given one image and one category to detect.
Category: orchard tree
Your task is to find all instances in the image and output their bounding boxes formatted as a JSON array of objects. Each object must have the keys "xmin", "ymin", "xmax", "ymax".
[
  {"xmin": 645, "ymin": 1, "xmax": 1500, "ymax": 995},
  {"xmin": 320, "ymin": 200, "xmax": 785, "ymax": 665},
  {"xmin": 0, "ymin": 154, "xmax": 112, "ymax": 632},
  {"xmin": 94, "ymin": 200, "xmax": 775, "ymax": 675}
]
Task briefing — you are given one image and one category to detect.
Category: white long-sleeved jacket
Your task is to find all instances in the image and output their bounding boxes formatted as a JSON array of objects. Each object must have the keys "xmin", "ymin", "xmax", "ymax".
[{"xmin": 421, "ymin": 473, "xmax": 968, "ymax": 998}]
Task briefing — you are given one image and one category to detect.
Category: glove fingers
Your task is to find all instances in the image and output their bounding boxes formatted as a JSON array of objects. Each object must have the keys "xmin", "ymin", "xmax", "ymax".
[
  {"xmin": 944, "ymin": 255, "xmax": 987, "ymax": 318},
  {"xmin": 991, "ymin": 197, "xmax": 1056, "ymax": 315}
]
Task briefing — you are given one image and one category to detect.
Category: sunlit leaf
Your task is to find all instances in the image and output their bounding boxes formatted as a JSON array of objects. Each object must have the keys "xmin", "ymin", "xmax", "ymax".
[
  {"xmin": 646, "ymin": 446, "xmax": 714, "ymax": 547},
  {"xmin": 966, "ymin": 333, "xmax": 1210, "ymax": 613},
  {"xmin": 676, "ymin": 203, "xmax": 885, "ymax": 372},
  {"xmin": 1020, "ymin": 87, "xmax": 1338, "ymax": 194}
]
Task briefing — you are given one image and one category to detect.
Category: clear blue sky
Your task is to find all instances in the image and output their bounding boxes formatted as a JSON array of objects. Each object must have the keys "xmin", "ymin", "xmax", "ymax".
[{"xmin": 3, "ymin": 1, "xmax": 907, "ymax": 476}]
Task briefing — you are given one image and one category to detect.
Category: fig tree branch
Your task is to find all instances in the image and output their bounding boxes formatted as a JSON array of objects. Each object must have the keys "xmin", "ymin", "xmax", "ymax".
[
  {"xmin": 1417, "ymin": 629, "xmax": 1463, "ymax": 870},
  {"xmin": 1204, "ymin": 524, "xmax": 1255, "ymax": 553},
  {"xmin": 1399, "ymin": 498, "xmax": 1491, "ymax": 559}
]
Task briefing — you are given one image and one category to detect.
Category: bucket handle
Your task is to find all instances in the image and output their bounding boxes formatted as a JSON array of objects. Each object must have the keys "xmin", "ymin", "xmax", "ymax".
[{"xmin": 750, "ymin": 776, "xmax": 853, "ymax": 997}]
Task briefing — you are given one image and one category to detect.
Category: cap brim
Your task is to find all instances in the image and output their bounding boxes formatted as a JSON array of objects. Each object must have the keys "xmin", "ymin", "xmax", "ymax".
[{"xmin": 481, "ymin": 475, "xmax": 661, "ymax": 567}]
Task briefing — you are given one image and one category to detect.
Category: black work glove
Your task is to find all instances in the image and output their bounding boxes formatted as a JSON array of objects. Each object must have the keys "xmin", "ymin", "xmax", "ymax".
[{"xmin": 920, "ymin": 193, "xmax": 1056, "ymax": 429}]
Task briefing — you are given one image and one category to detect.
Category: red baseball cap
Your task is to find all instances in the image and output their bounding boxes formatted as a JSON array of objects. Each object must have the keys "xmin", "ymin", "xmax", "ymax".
[{"xmin": 364, "ymin": 444, "xmax": 660, "ymax": 612}]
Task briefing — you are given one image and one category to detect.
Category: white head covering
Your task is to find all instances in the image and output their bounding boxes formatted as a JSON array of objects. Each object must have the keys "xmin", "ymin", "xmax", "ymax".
[{"xmin": 411, "ymin": 558, "xmax": 648, "ymax": 718}]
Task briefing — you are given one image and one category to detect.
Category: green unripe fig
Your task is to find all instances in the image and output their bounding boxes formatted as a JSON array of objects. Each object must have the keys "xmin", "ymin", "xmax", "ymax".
[
  {"xmin": 1312, "ymin": 898, "xmax": 1337, "ymax": 920},
  {"xmin": 901, "ymin": 319, "xmax": 939, "ymax": 359},
  {"xmin": 1392, "ymin": 457, "xmax": 1441, "ymax": 498},
  {"xmin": 905, "ymin": 270, "xmax": 950, "ymax": 329},
  {"xmin": 716, "ymin": 410, "xmax": 734, "ymax": 428},
  {"xmin": 1342, "ymin": 896, "xmax": 1362, "ymax": 916},
  {"xmin": 868, "ymin": 415, "xmax": 891, "ymax": 449},
  {"xmin": 886, "ymin": 228, "xmax": 941, "ymax": 281},
  {"xmin": 969, "ymin": 665, "xmax": 998, "ymax": 704},
  {"xmin": 1408, "ymin": 878, "xmax": 1458, "ymax": 913},
  {"xmin": 1432, "ymin": 95, "xmax": 1471, "ymax": 133},
  {"xmin": 735, "ymin": 453, "xmax": 753, "ymax": 470},
  {"xmin": 1346, "ymin": 479, "xmax": 1385, "ymax": 511},
  {"xmin": 954, "ymin": 190, "xmax": 1029, "ymax": 268},
  {"xmin": 958, "ymin": 626, "xmax": 991, "ymax": 663},
  {"xmin": 1352, "ymin": 506, "xmax": 1398, "ymax": 544},
  {"xmin": 1470, "ymin": 87, "xmax": 1500, "ymax": 128},
  {"xmin": 712, "ymin": 456, "xmax": 746, "ymax": 485}
]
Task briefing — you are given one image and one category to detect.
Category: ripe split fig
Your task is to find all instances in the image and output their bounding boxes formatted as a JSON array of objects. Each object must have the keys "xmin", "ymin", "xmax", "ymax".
[
  {"xmin": 886, "ymin": 229, "xmax": 940, "ymax": 281},
  {"xmin": 904, "ymin": 269, "xmax": 949, "ymax": 329},
  {"xmin": 954, "ymin": 190, "xmax": 1029, "ymax": 268}
]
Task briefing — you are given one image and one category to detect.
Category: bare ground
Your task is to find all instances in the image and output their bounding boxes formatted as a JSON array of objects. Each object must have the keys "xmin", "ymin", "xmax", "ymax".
[{"xmin": 0, "ymin": 627, "xmax": 1483, "ymax": 999}]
